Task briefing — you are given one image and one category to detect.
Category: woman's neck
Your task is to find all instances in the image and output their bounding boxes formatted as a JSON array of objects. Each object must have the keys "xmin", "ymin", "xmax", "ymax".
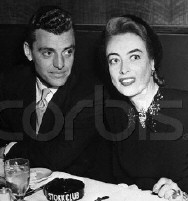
[{"xmin": 130, "ymin": 81, "xmax": 159, "ymax": 112}]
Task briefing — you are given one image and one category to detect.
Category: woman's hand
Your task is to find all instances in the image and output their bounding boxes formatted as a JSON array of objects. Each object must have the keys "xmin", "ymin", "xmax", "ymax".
[{"xmin": 153, "ymin": 178, "xmax": 183, "ymax": 200}]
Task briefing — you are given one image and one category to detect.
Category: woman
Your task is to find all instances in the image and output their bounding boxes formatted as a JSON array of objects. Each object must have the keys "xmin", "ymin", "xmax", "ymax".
[{"xmin": 104, "ymin": 15, "xmax": 188, "ymax": 200}]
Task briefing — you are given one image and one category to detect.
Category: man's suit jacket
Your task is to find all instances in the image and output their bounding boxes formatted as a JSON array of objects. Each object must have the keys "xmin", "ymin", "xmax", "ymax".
[{"xmin": 0, "ymin": 63, "xmax": 102, "ymax": 177}]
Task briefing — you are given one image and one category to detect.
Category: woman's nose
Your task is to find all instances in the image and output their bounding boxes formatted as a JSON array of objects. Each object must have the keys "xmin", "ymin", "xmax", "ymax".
[
  {"xmin": 53, "ymin": 55, "xmax": 64, "ymax": 69},
  {"xmin": 119, "ymin": 62, "xmax": 128, "ymax": 75}
]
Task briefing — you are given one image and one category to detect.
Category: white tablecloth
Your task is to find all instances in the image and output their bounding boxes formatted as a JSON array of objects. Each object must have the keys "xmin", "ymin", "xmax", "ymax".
[
  {"xmin": 0, "ymin": 159, "xmax": 166, "ymax": 201},
  {"xmin": 25, "ymin": 172, "xmax": 166, "ymax": 201}
]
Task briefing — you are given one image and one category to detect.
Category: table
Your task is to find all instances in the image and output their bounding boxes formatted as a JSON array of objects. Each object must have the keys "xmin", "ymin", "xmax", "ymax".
[
  {"xmin": 25, "ymin": 172, "xmax": 166, "ymax": 201},
  {"xmin": 0, "ymin": 159, "xmax": 166, "ymax": 201}
]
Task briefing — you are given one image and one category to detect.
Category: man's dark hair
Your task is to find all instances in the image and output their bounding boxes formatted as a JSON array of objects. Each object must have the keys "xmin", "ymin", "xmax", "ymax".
[{"xmin": 25, "ymin": 5, "xmax": 73, "ymax": 49}]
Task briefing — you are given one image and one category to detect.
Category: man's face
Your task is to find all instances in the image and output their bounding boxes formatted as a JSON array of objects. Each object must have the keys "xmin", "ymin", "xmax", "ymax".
[{"xmin": 26, "ymin": 28, "xmax": 75, "ymax": 87}]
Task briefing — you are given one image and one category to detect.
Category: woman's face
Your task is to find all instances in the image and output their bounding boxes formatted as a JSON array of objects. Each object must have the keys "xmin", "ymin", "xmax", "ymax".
[{"xmin": 106, "ymin": 32, "xmax": 155, "ymax": 98}]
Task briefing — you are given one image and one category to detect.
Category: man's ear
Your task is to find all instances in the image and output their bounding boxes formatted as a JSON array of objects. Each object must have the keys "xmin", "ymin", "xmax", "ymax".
[{"xmin": 23, "ymin": 42, "xmax": 32, "ymax": 61}]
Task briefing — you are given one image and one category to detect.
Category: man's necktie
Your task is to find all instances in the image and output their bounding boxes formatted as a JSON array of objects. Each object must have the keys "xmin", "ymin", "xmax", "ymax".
[{"xmin": 36, "ymin": 88, "xmax": 51, "ymax": 134}]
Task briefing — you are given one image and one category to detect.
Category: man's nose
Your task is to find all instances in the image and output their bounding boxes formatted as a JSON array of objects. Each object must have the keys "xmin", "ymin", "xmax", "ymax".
[{"xmin": 53, "ymin": 54, "xmax": 64, "ymax": 69}]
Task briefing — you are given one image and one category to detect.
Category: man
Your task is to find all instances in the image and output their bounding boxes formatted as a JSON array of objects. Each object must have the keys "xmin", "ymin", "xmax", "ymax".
[{"xmin": 0, "ymin": 6, "xmax": 102, "ymax": 177}]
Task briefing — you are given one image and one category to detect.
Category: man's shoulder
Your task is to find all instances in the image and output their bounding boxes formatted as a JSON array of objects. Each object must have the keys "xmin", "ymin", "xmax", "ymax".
[
  {"xmin": 0, "ymin": 64, "xmax": 35, "ymax": 96},
  {"xmin": 1, "ymin": 63, "xmax": 34, "ymax": 81},
  {"xmin": 1, "ymin": 63, "xmax": 31, "ymax": 78}
]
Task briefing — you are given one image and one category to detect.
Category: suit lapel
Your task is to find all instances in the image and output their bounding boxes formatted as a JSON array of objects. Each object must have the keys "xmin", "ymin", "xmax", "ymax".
[
  {"xmin": 23, "ymin": 67, "xmax": 36, "ymax": 139},
  {"xmin": 38, "ymin": 73, "xmax": 77, "ymax": 135}
]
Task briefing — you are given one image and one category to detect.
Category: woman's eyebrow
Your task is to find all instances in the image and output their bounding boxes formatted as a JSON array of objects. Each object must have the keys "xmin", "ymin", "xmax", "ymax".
[
  {"xmin": 128, "ymin": 48, "xmax": 143, "ymax": 54},
  {"xmin": 107, "ymin": 53, "xmax": 119, "ymax": 59}
]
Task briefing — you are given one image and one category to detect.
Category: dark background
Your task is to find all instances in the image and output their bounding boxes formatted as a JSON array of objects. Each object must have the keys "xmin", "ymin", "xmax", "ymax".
[
  {"xmin": 1, "ymin": 0, "xmax": 188, "ymax": 25},
  {"xmin": 0, "ymin": 0, "xmax": 188, "ymax": 91}
]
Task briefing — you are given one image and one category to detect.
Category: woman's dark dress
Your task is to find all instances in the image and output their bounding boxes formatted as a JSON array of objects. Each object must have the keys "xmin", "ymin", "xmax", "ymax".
[{"xmin": 106, "ymin": 87, "xmax": 188, "ymax": 193}]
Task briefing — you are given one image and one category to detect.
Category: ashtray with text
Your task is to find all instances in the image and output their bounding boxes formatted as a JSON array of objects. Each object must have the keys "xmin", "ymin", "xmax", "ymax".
[{"xmin": 43, "ymin": 178, "xmax": 85, "ymax": 201}]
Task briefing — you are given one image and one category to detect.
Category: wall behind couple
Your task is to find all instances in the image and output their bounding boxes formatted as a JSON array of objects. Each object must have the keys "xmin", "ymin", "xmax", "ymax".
[
  {"xmin": 1, "ymin": 0, "xmax": 188, "ymax": 25},
  {"xmin": 0, "ymin": 0, "xmax": 188, "ymax": 91}
]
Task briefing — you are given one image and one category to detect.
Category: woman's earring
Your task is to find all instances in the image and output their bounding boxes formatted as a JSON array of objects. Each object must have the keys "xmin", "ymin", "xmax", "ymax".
[{"xmin": 151, "ymin": 70, "xmax": 155, "ymax": 76}]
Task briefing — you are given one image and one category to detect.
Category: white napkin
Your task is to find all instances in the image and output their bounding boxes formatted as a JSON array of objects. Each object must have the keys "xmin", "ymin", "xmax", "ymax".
[{"xmin": 29, "ymin": 171, "xmax": 85, "ymax": 190}]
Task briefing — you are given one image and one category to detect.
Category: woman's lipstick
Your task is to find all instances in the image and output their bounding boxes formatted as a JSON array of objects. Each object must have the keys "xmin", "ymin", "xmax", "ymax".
[{"xmin": 119, "ymin": 77, "xmax": 135, "ymax": 86}]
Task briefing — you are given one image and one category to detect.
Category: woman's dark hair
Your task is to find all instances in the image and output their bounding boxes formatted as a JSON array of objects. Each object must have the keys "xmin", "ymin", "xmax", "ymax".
[
  {"xmin": 105, "ymin": 15, "xmax": 164, "ymax": 86},
  {"xmin": 25, "ymin": 5, "xmax": 73, "ymax": 49}
]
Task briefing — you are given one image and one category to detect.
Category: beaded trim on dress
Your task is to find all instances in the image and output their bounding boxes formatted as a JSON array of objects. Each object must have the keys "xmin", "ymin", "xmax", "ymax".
[{"xmin": 128, "ymin": 89, "xmax": 163, "ymax": 129}]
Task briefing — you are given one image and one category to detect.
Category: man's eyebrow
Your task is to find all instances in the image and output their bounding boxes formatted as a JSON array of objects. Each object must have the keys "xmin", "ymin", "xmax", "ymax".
[
  {"xmin": 63, "ymin": 44, "xmax": 75, "ymax": 51},
  {"xmin": 38, "ymin": 47, "xmax": 54, "ymax": 52},
  {"xmin": 38, "ymin": 45, "xmax": 75, "ymax": 52}
]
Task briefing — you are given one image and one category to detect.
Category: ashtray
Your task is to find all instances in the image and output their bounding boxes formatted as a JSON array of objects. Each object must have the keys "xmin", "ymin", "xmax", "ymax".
[{"xmin": 43, "ymin": 178, "xmax": 85, "ymax": 201}]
